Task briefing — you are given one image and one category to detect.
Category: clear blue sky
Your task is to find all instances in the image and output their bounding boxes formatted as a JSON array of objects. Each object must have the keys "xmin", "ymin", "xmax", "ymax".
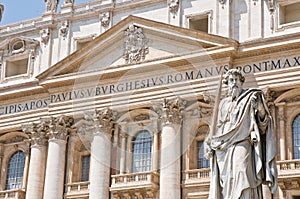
[{"xmin": 0, "ymin": 0, "xmax": 88, "ymax": 25}]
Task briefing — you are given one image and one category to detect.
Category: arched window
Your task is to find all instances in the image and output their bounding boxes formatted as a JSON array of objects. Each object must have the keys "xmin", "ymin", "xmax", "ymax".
[
  {"xmin": 132, "ymin": 130, "xmax": 152, "ymax": 173},
  {"xmin": 5, "ymin": 151, "xmax": 26, "ymax": 190},
  {"xmin": 293, "ymin": 115, "xmax": 300, "ymax": 159}
]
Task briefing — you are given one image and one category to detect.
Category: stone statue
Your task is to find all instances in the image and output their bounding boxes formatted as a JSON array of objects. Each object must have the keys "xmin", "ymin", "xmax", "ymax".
[
  {"xmin": 45, "ymin": 0, "xmax": 59, "ymax": 12},
  {"xmin": 205, "ymin": 69, "xmax": 277, "ymax": 198},
  {"xmin": 0, "ymin": 3, "xmax": 4, "ymax": 22}
]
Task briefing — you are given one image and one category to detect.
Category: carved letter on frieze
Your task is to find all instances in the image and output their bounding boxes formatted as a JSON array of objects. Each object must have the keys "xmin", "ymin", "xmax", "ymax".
[
  {"xmin": 59, "ymin": 21, "xmax": 69, "ymax": 39},
  {"xmin": 100, "ymin": 12, "xmax": 110, "ymax": 27},
  {"xmin": 168, "ymin": 0, "xmax": 179, "ymax": 18},
  {"xmin": 123, "ymin": 24, "xmax": 149, "ymax": 64},
  {"xmin": 40, "ymin": 28, "xmax": 50, "ymax": 45}
]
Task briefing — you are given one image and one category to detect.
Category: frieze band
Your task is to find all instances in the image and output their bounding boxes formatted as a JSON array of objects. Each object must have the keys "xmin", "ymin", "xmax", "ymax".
[{"xmin": 1, "ymin": 55, "xmax": 300, "ymax": 116}]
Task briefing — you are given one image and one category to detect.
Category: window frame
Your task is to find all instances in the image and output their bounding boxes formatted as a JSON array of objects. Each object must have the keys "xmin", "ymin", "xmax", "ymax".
[
  {"xmin": 196, "ymin": 140, "xmax": 210, "ymax": 169},
  {"xmin": 185, "ymin": 10, "xmax": 213, "ymax": 34},
  {"xmin": 292, "ymin": 114, "xmax": 300, "ymax": 159},
  {"xmin": 5, "ymin": 150, "xmax": 26, "ymax": 190},
  {"xmin": 80, "ymin": 153, "xmax": 90, "ymax": 182},
  {"xmin": 276, "ymin": 0, "xmax": 300, "ymax": 31},
  {"xmin": 73, "ymin": 33, "xmax": 97, "ymax": 52},
  {"xmin": 131, "ymin": 130, "xmax": 153, "ymax": 173},
  {"xmin": 188, "ymin": 124, "xmax": 210, "ymax": 170}
]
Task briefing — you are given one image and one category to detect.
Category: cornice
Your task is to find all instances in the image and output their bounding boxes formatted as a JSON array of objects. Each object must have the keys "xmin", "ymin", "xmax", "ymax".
[{"xmin": 236, "ymin": 32, "xmax": 300, "ymax": 58}]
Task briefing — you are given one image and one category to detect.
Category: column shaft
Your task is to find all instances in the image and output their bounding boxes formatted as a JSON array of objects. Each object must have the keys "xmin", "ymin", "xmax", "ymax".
[
  {"xmin": 26, "ymin": 145, "xmax": 47, "ymax": 199},
  {"xmin": 43, "ymin": 139, "xmax": 67, "ymax": 199},
  {"xmin": 89, "ymin": 133, "xmax": 111, "ymax": 199},
  {"xmin": 160, "ymin": 124, "xmax": 181, "ymax": 199},
  {"xmin": 119, "ymin": 135, "xmax": 127, "ymax": 174}
]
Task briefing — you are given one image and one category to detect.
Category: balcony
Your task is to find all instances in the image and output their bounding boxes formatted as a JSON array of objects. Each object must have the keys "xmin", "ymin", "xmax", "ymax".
[
  {"xmin": 64, "ymin": 181, "xmax": 89, "ymax": 199},
  {"xmin": 0, "ymin": 189, "xmax": 25, "ymax": 199},
  {"xmin": 110, "ymin": 171, "xmax": 159, "ymax": 198},
  {"xmin": 277, "ymin": 159, "xmax": 300, "ymax": 190},
  {"xmin": 183, "ymin": 168, "xmax": 210, "ymax": 186},
  {"xmin": 182, "ymin": 168, "xmax": 210, "ymax": 198}
]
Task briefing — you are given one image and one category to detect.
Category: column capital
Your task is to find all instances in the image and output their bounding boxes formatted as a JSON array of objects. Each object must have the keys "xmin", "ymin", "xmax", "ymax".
[
  {"xmin": 78, "ymin": 108, "xmax": 115, "ymax": 136},
  {"xmin": 95, "ymin": 108, "xmax": 115, "ymax": 133},
  {"xmin": 48, "ymin": 115, "xmax": 74, "ymax": 141},
  {"xmin": 22, "ymin": 120, "xmax": 49, "ymax": 146},
  {"xmin": 153, "ymin": 97, "xmax": 186, "ymax": 126}
]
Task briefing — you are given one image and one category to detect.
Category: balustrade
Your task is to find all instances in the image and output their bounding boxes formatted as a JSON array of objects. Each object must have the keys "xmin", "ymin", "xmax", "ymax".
[
  {"xmin": 64, "ymin": 181, "xmax": 90, "ymax": 198},
  {"xmin": 0, "ymin": 190, "xmax": 25, "ymax": 199}
]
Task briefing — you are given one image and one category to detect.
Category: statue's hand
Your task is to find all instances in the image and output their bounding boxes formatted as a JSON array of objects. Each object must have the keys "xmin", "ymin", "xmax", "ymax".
[
  {"xmin": 204, "ymin": 148, "xmax": 214, "ymax": 159},
  {"xmin": 204, "ymin": 138, "xmax": 214, "ymax": 159}
]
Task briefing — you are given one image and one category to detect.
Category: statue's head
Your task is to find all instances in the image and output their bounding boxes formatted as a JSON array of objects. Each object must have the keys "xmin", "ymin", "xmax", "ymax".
[
  {"xmin": 223, "ymin": 69, "xmax": 245, "ymax": 85},
  {"xmin": 223, "ymin": 69, "xmax": 245, "ymax": 99}
]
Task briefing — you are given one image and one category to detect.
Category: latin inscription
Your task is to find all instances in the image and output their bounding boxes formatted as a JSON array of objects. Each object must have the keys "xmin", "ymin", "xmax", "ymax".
[{"xmin": 1, "ymin": 55, "xmax": 299, "ymax": 116}]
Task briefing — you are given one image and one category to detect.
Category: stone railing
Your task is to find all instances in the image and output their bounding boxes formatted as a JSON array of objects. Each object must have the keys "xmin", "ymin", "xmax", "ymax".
[
  {"xmin": 110, "ymin": 171, "xmax": 159, "ymax": 198},
  {"xmin": 111, "ymin": 171, "xmax": 159, "ymax": 190},
  {"xmin": 0, "ymin": 189, "xmax": 25, "ymax": 199},
  {"xmin": 183, "ymin": 168, "xmax": 210, "ymax": 198},
  {"xmin": 64, "ymin": 181, "xmax": 90, "ymax": 198},
  {"xmin": 73, "ymin": 0, "xmax": 111, "ymax": 13},
  {"xmin": 185, "ymin": 168, "xmax": 211, "ymax": 180},
  {"xmin": 0, "ymin": 18, "xmax": 42, "ymax": 34},
  {"xmin": 277, "ymin": 159, "xmax": 300, "ymax": 178}
]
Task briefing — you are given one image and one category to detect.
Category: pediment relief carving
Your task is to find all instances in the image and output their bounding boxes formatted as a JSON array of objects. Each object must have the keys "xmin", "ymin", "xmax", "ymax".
[
  {"xmin": 123, "ymin": 24, "xmax": 149, "ymax": 64},
  {"xmin": 37, "ymin": 16, "xmax": 235, "ymax": 79}
]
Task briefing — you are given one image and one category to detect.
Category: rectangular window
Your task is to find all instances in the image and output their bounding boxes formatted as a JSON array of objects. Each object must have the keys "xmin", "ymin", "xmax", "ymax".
[
  {"xmin": 81, "ymin": 155, "xmax": 90, "ymax": 181},
  {"xmin": 5, "ymin": 58, "xmax": 28, "ymax": 77},
  {"xmin": 279, "ymin": 2, "xmax": 300, "ymax": 25},
  {"xmin": 197, "ymin": 141, "xmax": 210, "ymax": 169},
  {"xmin": 189, "ymin": 16, "xmax": 209, "ymax": 33}
]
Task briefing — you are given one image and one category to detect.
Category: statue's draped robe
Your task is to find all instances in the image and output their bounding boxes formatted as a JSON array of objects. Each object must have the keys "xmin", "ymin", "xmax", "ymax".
[{"xmin": 208, "ymin": 89, "xmax": 277, "ymax": 199}]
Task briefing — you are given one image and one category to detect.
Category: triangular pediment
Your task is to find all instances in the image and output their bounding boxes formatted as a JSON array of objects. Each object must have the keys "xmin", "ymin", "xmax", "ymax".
[{"xmin": 37, "ymin": 15, "xmax": 237, "ymax": 80}]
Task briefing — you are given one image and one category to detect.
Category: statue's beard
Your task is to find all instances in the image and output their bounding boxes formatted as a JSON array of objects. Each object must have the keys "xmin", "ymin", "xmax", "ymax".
[{"xmin": 230, "ymin": 86, "xmax": 241, "ymax": 100}]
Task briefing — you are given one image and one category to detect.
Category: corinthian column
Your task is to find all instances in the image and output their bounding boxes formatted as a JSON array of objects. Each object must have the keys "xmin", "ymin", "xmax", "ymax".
[
  {"xmin": 78, "ymin": 108, "xmax": 114, "ymax": 199},
  {"xmin": 23, "ymin": 120, "xmax": 48, "ymax": 199},
  {"xmin": 154, "ymin": 98, "xmax": 185, "ymax": 199},
  {"xmin": 43, "ymin": 116, "xmax": 74, "ymax": 199}
]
